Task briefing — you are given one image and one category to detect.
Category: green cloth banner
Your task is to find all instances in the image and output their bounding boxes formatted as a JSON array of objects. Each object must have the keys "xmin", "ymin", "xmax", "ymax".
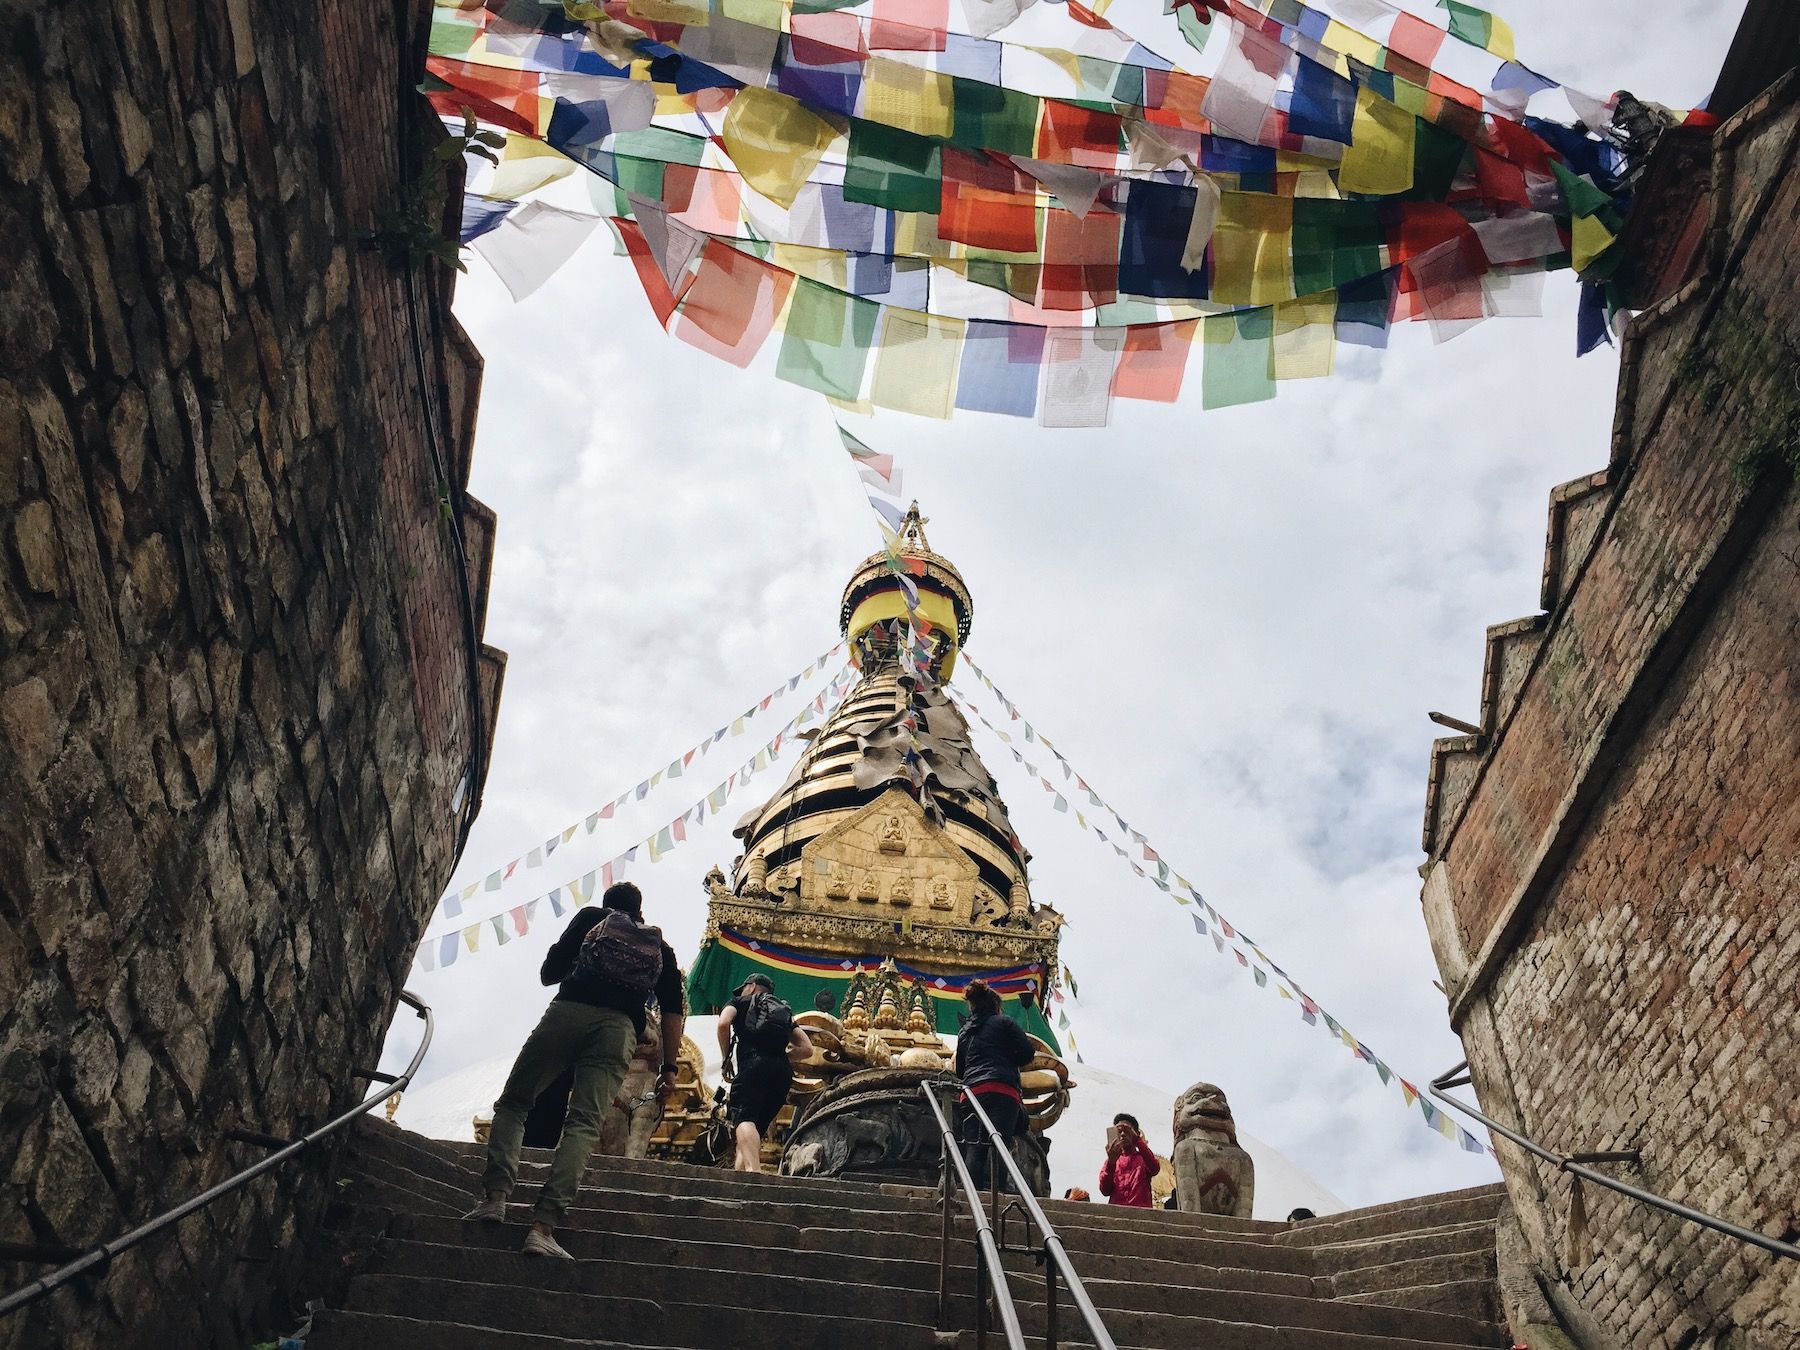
[{"xmin": 688, "ymin": 936, "xmax": 1061, "ymax": 1052}]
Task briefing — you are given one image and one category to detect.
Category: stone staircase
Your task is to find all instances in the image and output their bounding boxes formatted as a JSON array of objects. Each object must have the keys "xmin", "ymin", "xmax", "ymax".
[{"xmin": 307, "ymin": 1118, "xmax": 1510, "ymax": 1350}]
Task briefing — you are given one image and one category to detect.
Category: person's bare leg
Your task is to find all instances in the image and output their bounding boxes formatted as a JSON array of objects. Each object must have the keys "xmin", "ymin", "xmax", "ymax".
[{"xmin": 735, "ymin": 1121, "xmax": 763, "ymax": 1173}]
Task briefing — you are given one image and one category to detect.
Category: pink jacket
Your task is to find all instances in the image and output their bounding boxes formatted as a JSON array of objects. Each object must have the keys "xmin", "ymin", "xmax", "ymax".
[{"xmin": 1099, "ymin": 1138, "xmax": 1160, "ymax": 1208}]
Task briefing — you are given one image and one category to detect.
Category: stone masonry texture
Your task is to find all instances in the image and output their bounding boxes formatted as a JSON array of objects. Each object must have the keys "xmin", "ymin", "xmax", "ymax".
[
  {"xmin": 0, "ymin": 0, "xmax": 500, "ymax": 1346},
  {"xmin": 1418, "ymin": 83, "xmax": 1800, "ymax": 1350}
]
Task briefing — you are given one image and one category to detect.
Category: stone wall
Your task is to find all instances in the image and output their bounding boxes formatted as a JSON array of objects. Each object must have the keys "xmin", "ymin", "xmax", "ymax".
[
  {"xmin": 0, "ymin": 0, "xmax": 500, "ymax": 1345},
  {"xmin": 1418, "ymin": 82, "xmax": 1799, "ymax": 1350}
]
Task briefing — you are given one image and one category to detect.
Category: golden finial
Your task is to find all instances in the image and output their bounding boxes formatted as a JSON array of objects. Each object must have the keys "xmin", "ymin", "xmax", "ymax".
[{"xmin": 900, "ymin": 502, "xmax": 931, "ymax": 552}]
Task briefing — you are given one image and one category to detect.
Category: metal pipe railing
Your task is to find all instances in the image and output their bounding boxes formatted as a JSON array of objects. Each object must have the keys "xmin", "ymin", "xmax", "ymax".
[
  {"xmin": 0, "ymin": 990, "xmax": 435, "ymax": 1318},
  {"xmin": 919, "ymin": 1083, "xmax": 1029, "ymax": 1350},
  {"xmin": 1430, "ymin": 1060, "xmax": 1799, "ymax": 1262},
  {"xmin": 958, "ymin": 1088, "xmax": 1120, "ymax": 1350}
]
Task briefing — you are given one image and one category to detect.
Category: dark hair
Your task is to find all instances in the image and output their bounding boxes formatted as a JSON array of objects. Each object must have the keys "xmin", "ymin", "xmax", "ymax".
[
  {"xmin": 963, "ymin": 979, "xmax": 1001, "ymax": 1017},
  {"xmin": 1286, "ymin": 1208, "xmax": 1316, "ymax": 1223},
  {"xmin": 601, "ymin": 882, "xmax": 644, "ymax": 917},
  {"xmin": 1112, "ymin": 1113, "xmax": 1140, "ymax": 1130}
]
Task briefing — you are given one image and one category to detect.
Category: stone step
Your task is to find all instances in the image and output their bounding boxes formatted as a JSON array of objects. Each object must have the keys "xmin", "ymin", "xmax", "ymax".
[
  {"xmin": 1011, "ymin": 1295, "xmax": 1508, "ymax": 1350},
  {"xmin": 340, "ymin": 1272, "xmax": 951, "ymax": 1350},
  {"xmin": 389, "ymin": 1211, "xmax": 950, "ymax": 1291},
  {"xmin": 338, "ymin": 1152, "xmax": 936, "ymax": 1238},
  {"xmin": 310, "ymin": 1307, "xmax": 676, "ymax": 1350},
  {"xmin": 1015, "ymin": 1270, "xmax": 1503, "ymax": 1347},
  {"xmin": 1276, "ymin": 1186, "xmax": 1506, "ymax": 1248},
  {"xmin": 1338, "ymin": 1279, "xmax": 1503, "ymax": 1325},
  {"xmin": 1323, "ymin": 1247, "xmax": 1497, "ymax": 1301},
  {"xmin": 355, "ymin": 1124, "xmax": 935, "ymax": 1214},
  {"xmin": 1307, "ymin": 1222, "xmax": 1496, "ymax": 1273},
  {"xmin": 366, "ymin": 1238, "xmax": 963, "ymax": 1328}
]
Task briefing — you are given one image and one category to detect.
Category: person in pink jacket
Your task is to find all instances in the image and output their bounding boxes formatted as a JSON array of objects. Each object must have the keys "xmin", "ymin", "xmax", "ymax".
[{"xmin": 1098, "ymin": 1112, "xmax": 1160, "ymax": 1208}]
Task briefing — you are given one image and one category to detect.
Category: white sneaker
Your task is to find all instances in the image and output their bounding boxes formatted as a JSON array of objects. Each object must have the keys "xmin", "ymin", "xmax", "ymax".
[
  {"xmin": 521, "ymin": 1228, "xmax": 574, "ymax": 1260},
  {"xmin": 462, "ymin": 1197, "xmax": 507, "ymax": 1223}
]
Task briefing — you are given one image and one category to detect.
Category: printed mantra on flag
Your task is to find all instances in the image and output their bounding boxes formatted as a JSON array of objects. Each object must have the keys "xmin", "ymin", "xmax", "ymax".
[{"xmin": 432, "ymin": 0, "xmax": 1671, "ymax": 422}]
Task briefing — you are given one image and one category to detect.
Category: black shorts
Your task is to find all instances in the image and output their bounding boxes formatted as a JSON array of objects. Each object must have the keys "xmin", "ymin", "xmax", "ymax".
[{"xmin": 727, "ymin": 1053, "xmax": 793, "ymax": 1134}]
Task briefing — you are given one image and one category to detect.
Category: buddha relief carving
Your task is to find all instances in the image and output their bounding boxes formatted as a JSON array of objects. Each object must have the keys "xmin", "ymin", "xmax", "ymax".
[
  {"xmin": 878, "ymin": 814, "xmax": 908, "ymax": 854},
  {"xmin": 856, "ymin": 872, "xmax": 879, "ymax": 904},
  {"xmin": 929, "ymin": 877, "xmax": 954, "ymax": 910},
  {"xmin": 826, "ymin": 863, "xmax": 851, "ymax": 901},
  {"xmin": 891, "ymin": 875, "xmax": 913, "ymax": 906}
]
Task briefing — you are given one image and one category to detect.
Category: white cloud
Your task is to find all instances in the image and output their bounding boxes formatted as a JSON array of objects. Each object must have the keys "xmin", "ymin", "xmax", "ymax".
[{"xmin": 381, "ymin": 0, "xmax": 1748, "ymax": 1209}]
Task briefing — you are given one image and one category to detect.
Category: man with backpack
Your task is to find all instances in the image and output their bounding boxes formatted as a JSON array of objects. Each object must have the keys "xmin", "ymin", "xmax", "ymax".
[
  {"xmin": 716, "ymin": 973, "xmax": 811, "ymax": 1173},
  {"xmin": 463, "ymin": 882, "xmax": 685, "ymax": 1258}
]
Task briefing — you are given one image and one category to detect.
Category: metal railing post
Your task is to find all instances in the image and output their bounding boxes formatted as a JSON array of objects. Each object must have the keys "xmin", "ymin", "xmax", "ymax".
[
  {"xmin": 919, "ymin": 1083, "xmax": 1028, "ymax": 1350},
  {"xmin": 1430, "ymin": 1061, "xmax": 1800, "ymax": 1263},
  {"xmin": 958, "ymin": 1089, "xmax": 1119, "ymax": 1350},
  {"xmin": 937, "ymin": 1145, "xmax": 953, "ymax": 1331},
  {"xmin": 1044, "ymin": 1252, "xmax": 1059, "ymax": 1350}
]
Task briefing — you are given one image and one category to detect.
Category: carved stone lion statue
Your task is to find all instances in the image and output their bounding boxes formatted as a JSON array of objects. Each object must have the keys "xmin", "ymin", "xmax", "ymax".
[{"xmin": 1170, "ymin": 1082, "xmax": 1254, "ymax": 1218}]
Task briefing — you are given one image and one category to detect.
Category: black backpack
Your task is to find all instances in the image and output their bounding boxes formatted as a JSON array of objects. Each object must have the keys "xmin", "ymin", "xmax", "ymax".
[
  {"xmin": 740, "ymin": 990, "xmax": 794, "ymax": 1054},
  {"xmin": 570, "ymin": 909, "xmax": 665, "ymax": 993}
]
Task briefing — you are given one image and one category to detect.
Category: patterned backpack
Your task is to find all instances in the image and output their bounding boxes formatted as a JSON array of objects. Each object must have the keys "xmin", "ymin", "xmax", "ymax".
[{"xmin": 571, "ymin": 909, "xmax": 665, "ymax": 992}]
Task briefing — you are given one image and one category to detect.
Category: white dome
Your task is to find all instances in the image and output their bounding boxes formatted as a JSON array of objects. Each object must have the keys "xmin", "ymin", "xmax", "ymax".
[
  {"xmin": 394, "ymin": 1043, "xmax": 1341, "ymax": 1220},
  {"xmin": 1041, "ymin": 1064, "xmax": 1342, "ymax": 1219}
]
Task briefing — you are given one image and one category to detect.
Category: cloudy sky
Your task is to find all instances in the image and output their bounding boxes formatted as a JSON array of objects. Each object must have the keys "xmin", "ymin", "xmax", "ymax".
[{"xmin": 381, "ymin": 0, "xmax": 1746, "ymax": 1207}]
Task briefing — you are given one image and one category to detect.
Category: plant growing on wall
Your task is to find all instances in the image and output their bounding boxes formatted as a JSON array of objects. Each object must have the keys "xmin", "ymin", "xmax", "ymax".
[{"xmin": 371, "ymin": 108, "xmax": 503, "ymax": 271}]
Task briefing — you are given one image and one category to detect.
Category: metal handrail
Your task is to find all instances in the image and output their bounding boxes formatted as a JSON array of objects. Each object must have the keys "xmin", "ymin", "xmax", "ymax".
[
  {"xmin": 959, "ymin": 1089, "xmax": 1119, "ymax": 1350},
  {"xmin": 919, "ymin": 1083, "xmax": 1029, "ymax": 1350},
  {"xmin": 1430, "ymin": 1060, "xmax": 1799, "ymax": 1262},
  {"xmin": 0, "ymin": 991, "xmax": 435, "ymax": 1318}
]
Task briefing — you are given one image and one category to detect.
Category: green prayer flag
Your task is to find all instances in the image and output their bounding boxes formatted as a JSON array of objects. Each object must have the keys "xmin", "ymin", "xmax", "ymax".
[
  {"xmin": 1253, "ymin": 966, "xmax": 1268, "ymax": 987},
  {"xmin": 1551, "ymin": 160, "xmax": 1612, "ymax": 217},
  {"xmin": 1201, "ymin": 309, "xmax": 1276, "ymax": 409},
  {"xmin": 950, "ymin": 79, "xmax": 1039, "ymax": 157},
  {"xmin": 776, "ymin": 279, "xmax": 880, "ymax": 398},
  {"xmin": 612, "ymin": 126, "xmax": 709, "ymax": 166},
  {"xmin": 1175, "ymin": 4, "xmax": 1213, "ymax": 56},
  {"xmin": 843, "ymin": 120, "xmax": 943, "ymax": 214},
  {"xmin": 1440, "ymin": 0, "xmax": 1493, "ymax": 49},
  {"xmin": 615, "ymin": 155, "xmax": 667, "ymax": 203},
  {"xmin": 1403, "ymin": 120, "xmax": 1469, "ymax": 203}
]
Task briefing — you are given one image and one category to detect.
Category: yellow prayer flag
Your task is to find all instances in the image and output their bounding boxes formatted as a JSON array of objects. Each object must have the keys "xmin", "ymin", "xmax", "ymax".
[
  {"xmin": 1272, "ymin": 294, "xmax": 1336, "ymax": 380},
  {"xmin": 463, "ymin": 926, "xmax": 480, "ymax": 952},
  {"xmin": 485, "ymin": 135, "xmax": 575, "ymax": 201},
  {"xmin": 871, "ymin": 310, "xmax": 964, "ymax": 419},
  {"xmin": 722, "ymin": 0, "xmax": 787, "ymax": 27},
  {"xmin": 1486, "ymin": 17, "xmax": 1516, "ymax": 62},
  {"xmin": 1323, "ymin": 18, "xmax": 1382, "ymax": 69},
  {"xmin": 628, "ymin": 0, "xmax": 708, "ymax": 24},
  {"xmin": 1571, "ymin": 213, "xmax": 1616, "ymax": 272},
  {"xmin": 862, "ymin": 58, "xmax": 954, "ymax": 140},
  {"xmin": 723, "ymin": 86, "xmax": 840, "ymax": 208},
  {"xmin": 1210, "ymin": 193, "xmax": 1294, "ymax": 305},
  {"xmin": 1338, "ymin": 87, "xmax": 1415, "ymax": 196}
]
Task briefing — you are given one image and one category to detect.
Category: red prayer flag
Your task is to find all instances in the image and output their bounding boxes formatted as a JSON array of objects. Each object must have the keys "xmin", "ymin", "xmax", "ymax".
[
  {"xmin": 671, "ymin": 241, "xmax": 794, "ymax": 368},
  {"xmin": 1111, "ymin": 320, "xmax": 1196, "ymax": 403}
]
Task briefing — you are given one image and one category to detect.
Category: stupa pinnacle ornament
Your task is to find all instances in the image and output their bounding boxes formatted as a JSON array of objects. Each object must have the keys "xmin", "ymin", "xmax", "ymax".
[{"xmin": 686, "ymin": 514, "xmax": 1072, "ymax": 1187}]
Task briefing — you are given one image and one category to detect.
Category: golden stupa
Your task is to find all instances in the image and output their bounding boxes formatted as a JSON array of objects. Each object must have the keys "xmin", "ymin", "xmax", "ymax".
[{"xmin": 671, "ymin": 505, "xmax": 1073, "ymax": 1182}]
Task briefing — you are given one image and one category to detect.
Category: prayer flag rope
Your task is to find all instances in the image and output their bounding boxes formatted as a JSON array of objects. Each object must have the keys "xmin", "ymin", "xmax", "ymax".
[
  {"xmin": 413, "ymin": 661, "xmax": 859, "ymax": 974},
  {"xmin": 434, "ymin": 642, "xmax": 844, "ymax": 918},
  {"xmin": 951, "ymin": 655, "xmax": 1489, "ymax": 1155},
  {"xmin": 433, "ymin": 0, "xmax": 1664, "ymax": 420}
]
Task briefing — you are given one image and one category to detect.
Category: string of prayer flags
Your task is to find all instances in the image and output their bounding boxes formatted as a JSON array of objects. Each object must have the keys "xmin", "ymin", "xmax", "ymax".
[
  {"xmin": 415, "ymin": 662, "xmax": 859, "ymax": 973},
  {"xmin": 434, "ymin": 642, "xmax": 844, "ymax": 919},
  {"xmin": 434, "ymin": 0, "xmax": 1656, "ymax": 419},
  {"xmin": 950, "ymin": 655, "xmax": 1489, "ymax": 1156}
]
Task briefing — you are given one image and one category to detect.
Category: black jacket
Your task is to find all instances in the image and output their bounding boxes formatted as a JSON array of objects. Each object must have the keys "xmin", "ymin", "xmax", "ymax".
[
  {"xmin": 955, "ymin": 1010, "xmax": 1034, "ymax": 1092},
  {"xmin": 540, "ymin": 907, "xmax": 685, "ymax": 1039}
]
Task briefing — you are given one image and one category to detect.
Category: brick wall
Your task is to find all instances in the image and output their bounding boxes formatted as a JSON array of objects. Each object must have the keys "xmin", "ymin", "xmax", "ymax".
[
  {"xmin": 1419, "ymin": 83, "xmax": 1799, "ymax": 1350},
  {"xmin": 0, "ymin": 0, "xmax": 500, "ymax": 1345}
]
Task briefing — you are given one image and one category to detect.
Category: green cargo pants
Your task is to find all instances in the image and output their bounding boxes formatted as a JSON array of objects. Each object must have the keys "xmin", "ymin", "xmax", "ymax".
[{"xmin": 481, "ymin": 1000, "xmax": 636, "ymax": 1225}]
